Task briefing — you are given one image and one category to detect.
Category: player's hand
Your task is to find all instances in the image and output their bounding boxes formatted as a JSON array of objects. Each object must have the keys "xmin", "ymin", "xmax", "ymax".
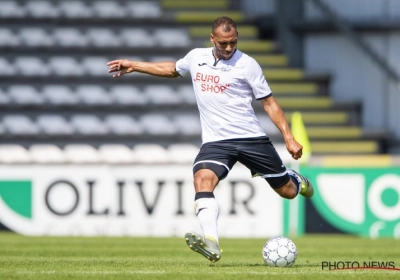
[
  {"xmin": 106, "ymin": 59, "xmax": 134, "ymax": 78},
  {"xmin": 285, "ymin": 138, "xmax": 303, "ymax": 160}
]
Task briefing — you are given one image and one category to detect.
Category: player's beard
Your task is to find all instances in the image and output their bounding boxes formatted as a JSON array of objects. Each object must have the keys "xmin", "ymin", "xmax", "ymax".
[{"xmin": 214, "ymin": 44, "xmax": 236, "ymax": 60}]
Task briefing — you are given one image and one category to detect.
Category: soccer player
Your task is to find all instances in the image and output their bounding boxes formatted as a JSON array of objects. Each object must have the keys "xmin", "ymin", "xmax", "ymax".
[{"xmin": 107, "ymin": 16, "xmax": 314, "ymax": 263}]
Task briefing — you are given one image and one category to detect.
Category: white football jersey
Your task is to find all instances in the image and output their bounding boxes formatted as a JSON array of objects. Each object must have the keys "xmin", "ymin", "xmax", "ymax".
[{"xmin": 175, "ymin": 47, "xmax": 272, "ymax": 144}]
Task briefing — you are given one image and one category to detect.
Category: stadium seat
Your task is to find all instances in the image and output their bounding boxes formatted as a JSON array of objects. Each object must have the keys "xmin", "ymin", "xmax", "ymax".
[
  {"xmin": 177, "ymin": 85, "xmax": 196, "ymax": 105},
  {"xmin": 119, "ymin": 28, "xmax": 155, "ymax": 47},
  {"xmin": 36, "ymin": 115, "xmax": 74, "ymax": 135},
  {"xmin": 64, "ymin": 144, "xmax": 100, "ymax": 163},
  {"xmin": 173, "ymin": 114, "xmax": 202, "ymax": 136},
  {"xmin": 124, "ymin": 1, "xmax": 162, "ymax": 18},
  {"xmin": 133, "ymin": 144, "xmax": 168, "ymax": 163},
  {"xmin": 70, "ymin": 115, "xmax": 108, "ymax": 135},
  {"xmin": 104, "ymin": 115, "xmax": 144, "ymax": 135},
  {"xmin": 153, "ymin": 29, "xmax": 191, "ymax": 47},
  {"xmin": 42, "ymin": 85, "xmax": 79, "ymax": 105},
  {"xmin": 18, "ymin": 27, "xmax": 54, "ymax": 47},
  {"xmin": 75, "ymin": 85, "xmax": 113, "ymax": 105},
  {"xmin": 7, "ymin": 85, "xmax": 44, "ymax": 105},
  {"xmin": 58, "ymin": 1, "xmax": 93, "ymax": 18},
  {"xmin": 0, "ymin": 1, "xmax": 26, "ymax": 18},
  {"xmin": 0, "ymin": 90, "xmax": 10, "ymax": 105},
  {"xmin": 109, "ymin": 85, "xmax": 148, "ymax": 105},
  {"xmin": 86, "ymin": 28, "xmax": 122, "ymax": 47},
  {"xmin": 91, "ymin": 1, "xmax": 126, "ymax": 18},
  {"xmin": 48, "ymin": 56, "xmax": 83, "ymax": 76},
  {"xmin": 29, "ymin": 144, "xmax": 65, "ymax": 163},
  {"xmin": 2, "ymin": 115, "xmax": 40, "ymax": 135},
  {"xmin": 98, "ymin": 144, "xmax": 135, "ymax": 164},
  {"xmin": 144, "ymin": 85, "xmax": 182, "ymax": 105},
  {"xmin": 0, "ymin": 28, "xmax": 20, "ymax": 47},
  {"xmin": 0, "ymin": 57, "xmax": 17, "ymax": 76},
  {"xmin": 81, "ymin": 56, "xmax": 109, "ymax": 76},
  {"xmin": 52, "ymin": 28, "xmax": 89, "ymax": 47},
  {"xmin": 167, "ymin": 143, "xmax": 199, "ymax": 164},
  {"xmin": 0, "ymin": 145, "xmax": 31, "ymax": 163},
  {"xmin": 139, "ymin": 114, "xmax": 178, "ymax": 135},
  {"xmin": 14, "ymin": 57, "xmax": 50, "ymax": 76},
  {"xmin": 25, "ymin": 0, "xmax": 59, "ymax": 18}
]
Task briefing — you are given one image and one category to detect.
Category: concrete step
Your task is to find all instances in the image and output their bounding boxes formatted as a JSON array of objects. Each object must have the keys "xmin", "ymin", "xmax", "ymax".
[
  {"xmin": 162, "ymin": 0, "xmax": 230, "ymax": 10},
  {"xmin": 310, "ymin": 140, "xmax": 380, "ymax": 154}
]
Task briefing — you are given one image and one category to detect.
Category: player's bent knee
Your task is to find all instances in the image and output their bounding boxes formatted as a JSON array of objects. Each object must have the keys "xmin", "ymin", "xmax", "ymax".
[{"xmin": 274, "ymin": 181, "xmax": 297, "ymax": 199}]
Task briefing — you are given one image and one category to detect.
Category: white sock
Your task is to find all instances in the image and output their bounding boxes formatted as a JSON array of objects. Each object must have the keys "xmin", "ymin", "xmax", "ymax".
[{"xmin": 194, "ymin": 197, "xmax": 219, "ymax": 244}]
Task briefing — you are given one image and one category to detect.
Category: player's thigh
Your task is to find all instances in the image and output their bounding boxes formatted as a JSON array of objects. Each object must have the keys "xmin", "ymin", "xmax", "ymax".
[{"xmin": 193, "ymin": 141, "xmax": 237, "ymax": 182}]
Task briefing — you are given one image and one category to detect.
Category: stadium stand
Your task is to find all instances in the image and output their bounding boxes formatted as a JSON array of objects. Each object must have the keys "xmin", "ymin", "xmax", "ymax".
[
  {"xmin": 0, "ymin": 144, "xmax": 31, "ymax": 163},
  {"xmin": 63, "ymin": 144, "xmax": 100, "ymax": 163},
  {"xmin": 0, "ymin": 0, "xmax": 397, "ymax": 164},
  {"xmin": 29, "ymin": 144, "xmax": 66, "ymax": 163},
  {"xmin": 104, "ymin": 114, "xmax": 144, "ymax": 136},
  {"xmin": 42, "ymin": 85, "xmax": 80, "ymax": 105},
  {"xmin": 36, "ymin": 115, "xmax": 75, "ymax": 136},
  {"xmin": 98, "ymin": 144, "xmax": 136, "ymax": 164}
]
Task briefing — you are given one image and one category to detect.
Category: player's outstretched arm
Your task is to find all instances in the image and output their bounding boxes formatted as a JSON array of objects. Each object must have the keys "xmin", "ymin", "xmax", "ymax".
[
  {"xmin": 260, "ymin": 96, "xmax": 303, "ymax": 160},
  {"xmin": 107, "ymin": 59, "xmax": 180, "ymax": 78}
]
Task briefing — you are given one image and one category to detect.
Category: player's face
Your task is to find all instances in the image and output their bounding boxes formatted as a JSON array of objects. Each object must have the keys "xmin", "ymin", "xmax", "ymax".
[{"xmin": 210, "ymin": 26, "xmax": 238, "ymax": 60}]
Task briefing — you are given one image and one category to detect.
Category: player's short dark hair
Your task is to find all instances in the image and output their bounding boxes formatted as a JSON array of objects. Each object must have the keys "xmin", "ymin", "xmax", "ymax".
[{"xmin": 212, "ymin": 16, "xmax": 237, "ymax": 34}]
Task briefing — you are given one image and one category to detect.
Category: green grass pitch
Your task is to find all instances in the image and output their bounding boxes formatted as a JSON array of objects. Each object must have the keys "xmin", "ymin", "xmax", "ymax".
[{"xmin": 0, "ymin": 232, "xmax": 399, "ymax": 279}]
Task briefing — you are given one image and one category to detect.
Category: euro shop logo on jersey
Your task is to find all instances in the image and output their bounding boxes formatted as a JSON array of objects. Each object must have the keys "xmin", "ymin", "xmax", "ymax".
[
  {"xmin": 194, "ymin": 72, "xmax": 230, "ymax": 93},
  {"xmin": 300, "ymin": 167, "xmax": 400, "ymax": 238}
]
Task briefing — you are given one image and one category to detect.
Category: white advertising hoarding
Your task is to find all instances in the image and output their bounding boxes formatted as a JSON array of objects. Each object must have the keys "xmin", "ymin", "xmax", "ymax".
[{"xmin": 0, "ymin": 164, "xmax": 298, "ymax": 237}]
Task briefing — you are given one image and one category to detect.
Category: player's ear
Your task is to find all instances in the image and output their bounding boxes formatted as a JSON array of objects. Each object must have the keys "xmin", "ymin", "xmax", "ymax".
[{"xmin": 210, "ymin": 33, "xmax": 214, "ymax": 44}]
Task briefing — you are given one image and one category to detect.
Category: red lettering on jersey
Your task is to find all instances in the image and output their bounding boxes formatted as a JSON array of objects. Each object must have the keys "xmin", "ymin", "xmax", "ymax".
[
  {"xmin": 195, "ymin": 72, "xmax": 221, "ymax": 84},
  {"xmin": 195, "ymin": 72, "xmax": 201, "ymax": 81},
  {"xmin": 205, "ymin": 84, "xmax": 213, "ymax": 92},
  {"xmin": 195, "ymin": 72, "xmax": 225, "ymax": 93}
]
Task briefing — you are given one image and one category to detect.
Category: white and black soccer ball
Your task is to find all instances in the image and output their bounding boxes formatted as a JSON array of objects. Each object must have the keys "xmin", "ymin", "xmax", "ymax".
[{"xmin": 262, "ymin": 236, "xmax": 297, "ymax": 267}]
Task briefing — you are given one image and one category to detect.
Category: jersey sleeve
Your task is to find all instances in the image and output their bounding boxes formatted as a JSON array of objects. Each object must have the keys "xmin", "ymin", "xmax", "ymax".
[
  {"xmin": 244, "ymin": 57, "xmax": 272, "ymax": 100},
  {"xmin": 175, "ymin": 48, "xmax": 198, "ymax": 77}
]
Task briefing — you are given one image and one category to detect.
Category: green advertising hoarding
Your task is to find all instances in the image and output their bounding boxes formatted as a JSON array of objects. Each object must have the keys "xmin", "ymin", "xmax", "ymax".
[{"xmin": 300, "ymin": 167, "xmax": 400, "ymax": 238}]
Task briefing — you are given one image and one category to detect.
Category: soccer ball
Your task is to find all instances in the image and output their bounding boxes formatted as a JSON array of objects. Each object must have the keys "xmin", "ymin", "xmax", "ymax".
[{"xmin": 262, "ymin": 236, "xmax": 297, "ymax": 267}]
